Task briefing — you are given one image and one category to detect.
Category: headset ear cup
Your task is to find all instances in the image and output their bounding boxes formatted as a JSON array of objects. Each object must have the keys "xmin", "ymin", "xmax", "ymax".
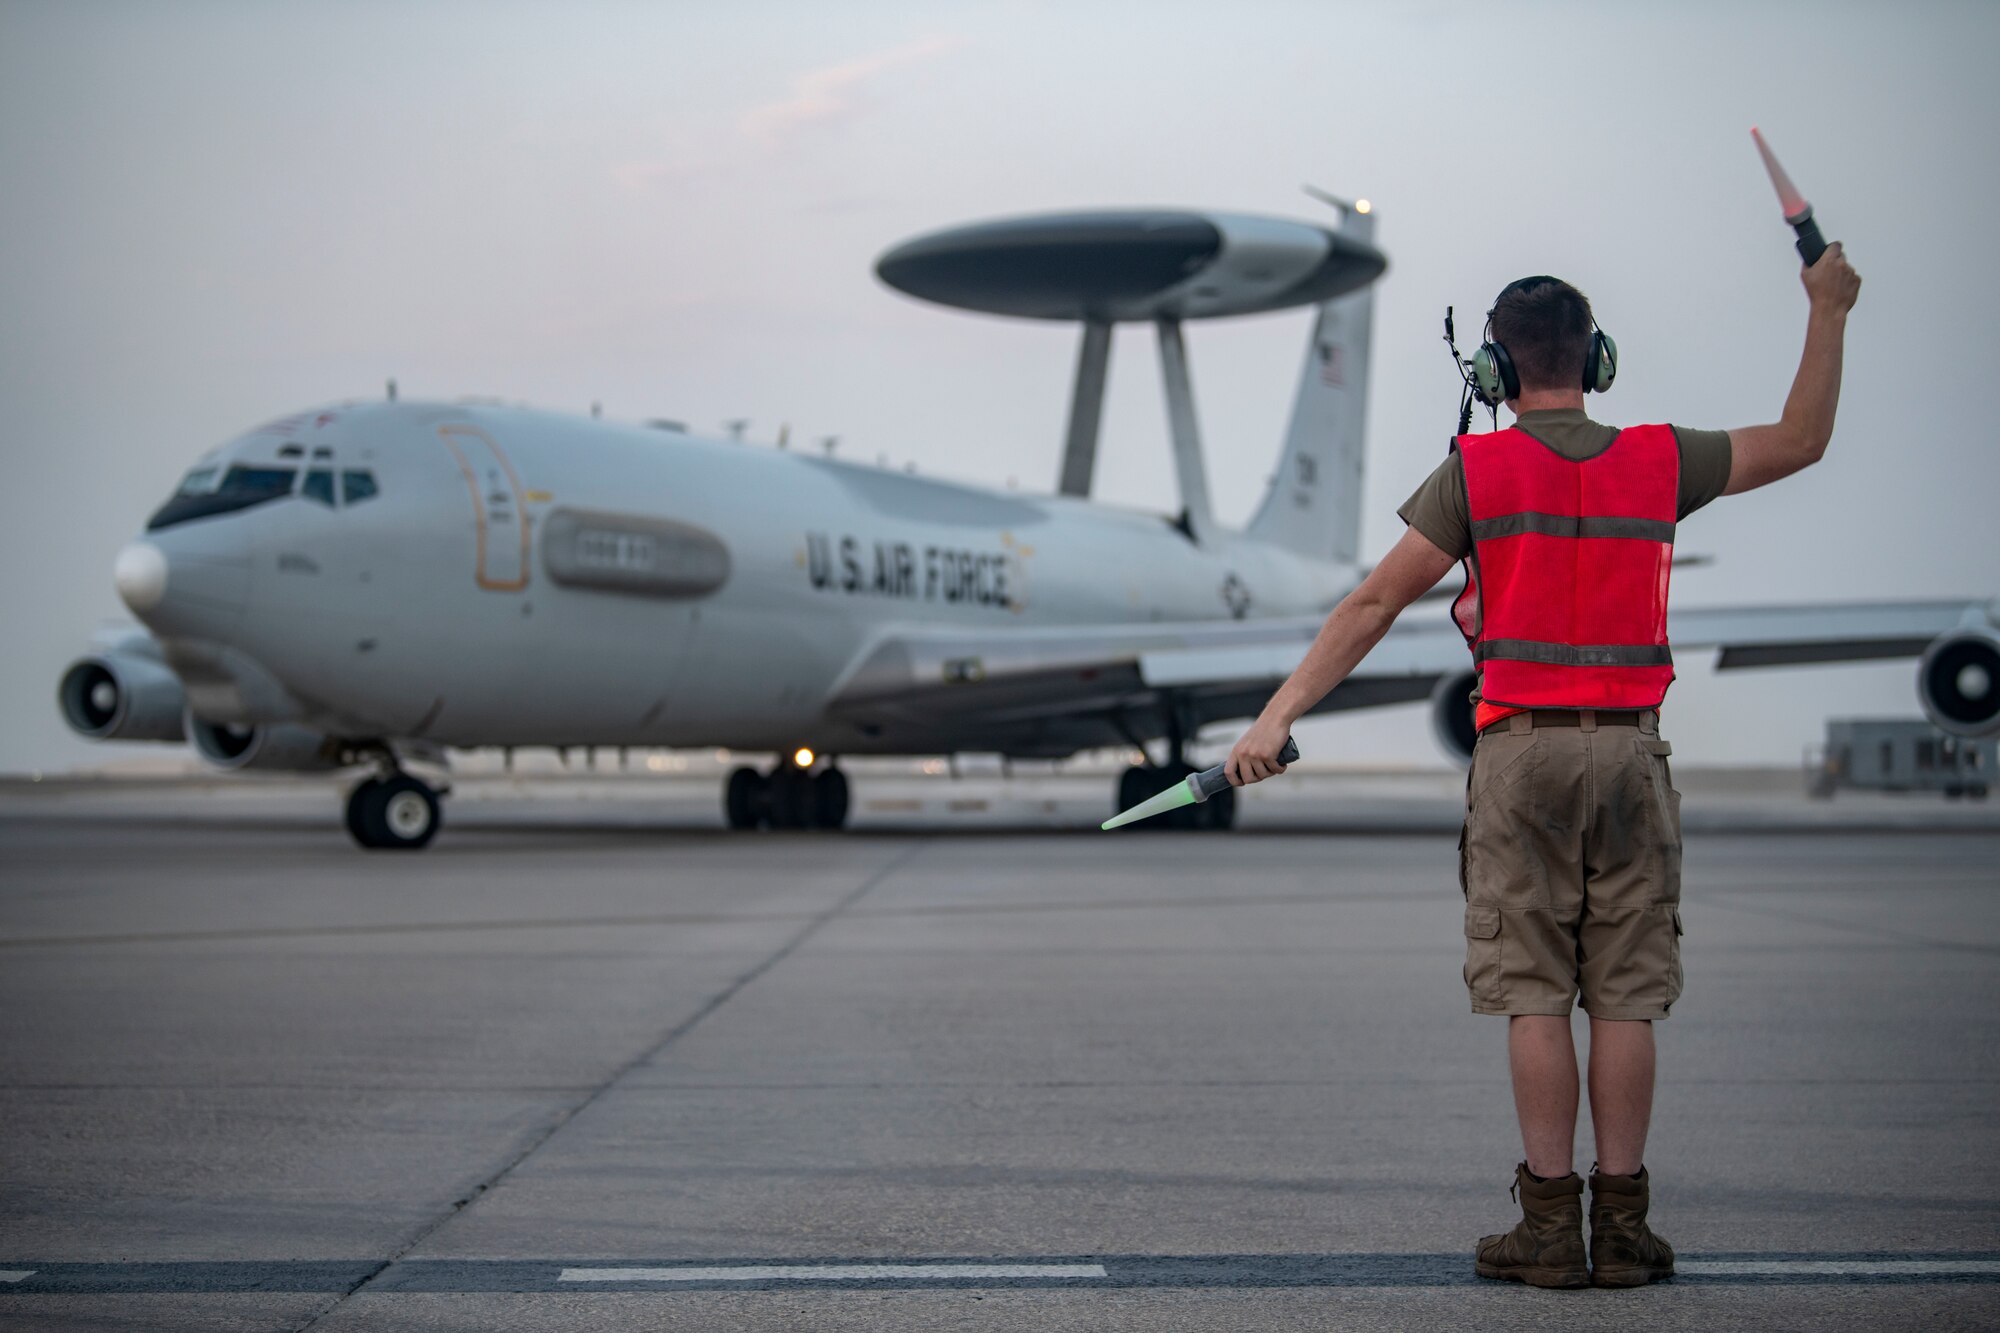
[
  {"xmin": 1586, "ymin": 330, "xmax": 1617, "ymax": 393},
  {"xmin": 1471, "ymin": 344, "xmax": 1505, "ymax": 406}
]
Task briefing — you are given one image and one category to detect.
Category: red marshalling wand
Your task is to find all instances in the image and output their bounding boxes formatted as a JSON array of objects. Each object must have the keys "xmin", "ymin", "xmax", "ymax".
[{"xmin": 1751, "ymin": 127, "xmax": 1828, "ymax": 266}]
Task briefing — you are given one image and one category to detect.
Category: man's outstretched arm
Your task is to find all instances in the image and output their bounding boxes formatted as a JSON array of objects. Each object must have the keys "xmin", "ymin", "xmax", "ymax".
[
  {"xmin": 1723, "ymin": 242, "xmax": 1863, "ymax": 495},
  {"xmin": 1226, "ymin": 525, "xmax": 1459, "ymax": 785}
]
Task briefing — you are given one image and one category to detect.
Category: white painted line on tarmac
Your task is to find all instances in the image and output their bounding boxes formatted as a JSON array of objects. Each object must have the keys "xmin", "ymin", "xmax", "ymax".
[
  {"xmin": 1681, "ymin": 1260, "xmax": 2000, "ymax": 1277},
  {"xmin": 557, "ymin": 1263, "xmax": 1110, "ymax": 1283},
  {"xmin": 0, "ymin": 1271, "xmax": 34, "ymax": 1283}
]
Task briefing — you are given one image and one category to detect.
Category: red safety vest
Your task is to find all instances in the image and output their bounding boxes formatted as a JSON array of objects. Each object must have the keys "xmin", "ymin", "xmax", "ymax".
[{"xmin": 1450, "ymin": 424, "xmax": 1679, "ymax": 729}]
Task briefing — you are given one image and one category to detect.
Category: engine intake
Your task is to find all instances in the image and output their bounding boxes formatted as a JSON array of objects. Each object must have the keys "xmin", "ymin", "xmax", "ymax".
[
  {"xmin": 58, "ymin": 653, "xmax": 186, "ymax": 742},
  {"xmin": 185, "ymin": 713, "xmax": 342, "ymax": 771},
  {"xmin": 1918, "ymin": 628, "xmax": 2000, "ymax": 737}
]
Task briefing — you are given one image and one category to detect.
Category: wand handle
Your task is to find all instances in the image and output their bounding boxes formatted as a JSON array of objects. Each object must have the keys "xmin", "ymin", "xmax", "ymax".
[
  {"xmin": 1791, "ymin": 210, "xmax": 1827, "ymax": 267},
  {"xmin": 1191, "ymin": 735, "xmax": 1299, "ymax": 802}
]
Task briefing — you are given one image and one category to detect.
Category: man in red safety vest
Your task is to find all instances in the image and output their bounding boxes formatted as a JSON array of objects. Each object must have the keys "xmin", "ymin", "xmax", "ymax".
[{"xmin": 1227, "ymin": 248, "xmax": 1862, "ymax": 1289}]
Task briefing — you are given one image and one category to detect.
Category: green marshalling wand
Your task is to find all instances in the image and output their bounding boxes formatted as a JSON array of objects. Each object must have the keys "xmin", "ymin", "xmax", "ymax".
[{"xmin": 1100, "ymin": 736, "xmax": 1300, "ymax": 830}]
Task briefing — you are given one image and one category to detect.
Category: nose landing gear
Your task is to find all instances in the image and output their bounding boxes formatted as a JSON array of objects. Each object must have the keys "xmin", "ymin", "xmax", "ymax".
[{"xmin": 345, "ymin": 754, "xmax": 444, "ymax": 850}]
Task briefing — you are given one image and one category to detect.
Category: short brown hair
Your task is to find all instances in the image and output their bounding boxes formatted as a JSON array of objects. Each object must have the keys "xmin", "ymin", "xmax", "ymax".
[{"xmin": 1490, "ymin": 276, "xmax": 1595, "ymax": 393}]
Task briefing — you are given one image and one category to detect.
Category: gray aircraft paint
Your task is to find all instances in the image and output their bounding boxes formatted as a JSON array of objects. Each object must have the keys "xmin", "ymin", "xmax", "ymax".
[{"xmin": 125, "ymin": 393, "xmax": 1355, "ymax": 755}]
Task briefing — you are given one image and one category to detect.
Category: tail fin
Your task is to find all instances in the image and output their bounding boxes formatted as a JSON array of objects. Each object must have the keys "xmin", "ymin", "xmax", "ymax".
[{"xmin": 1245, "ymin": 212, "xmax": 1377, "ymax": 564}]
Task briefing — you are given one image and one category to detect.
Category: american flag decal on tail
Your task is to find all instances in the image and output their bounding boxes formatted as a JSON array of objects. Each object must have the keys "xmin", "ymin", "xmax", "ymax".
[{"xmin": 1319, "ymin": 342, "xmax": 1344, "ymax": 386}]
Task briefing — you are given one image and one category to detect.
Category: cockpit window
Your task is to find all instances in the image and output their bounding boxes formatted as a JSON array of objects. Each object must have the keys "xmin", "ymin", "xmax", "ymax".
[
  {"xmin": 175, "ymin": 466, "xmax": 220, "ymax": 495},
  {"xmin": 301, "ymin": 469, "xmax": 336, "ymax": 507},
  {"xmin": 147, "ymin": 466, "xmax": 297, "ymax": 530},
  {"xmin": 341, "ymin": 470, "xmax": 379, "ymax": 505}
]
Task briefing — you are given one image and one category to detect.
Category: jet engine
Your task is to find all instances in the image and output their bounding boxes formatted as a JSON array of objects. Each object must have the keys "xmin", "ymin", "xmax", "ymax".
[
  {"xmin": 58, "ymin": 653, "xmax": 187, "ymax": 742},
  {"xmin": 185, "ymin": 713, "xmax": 342, "ymax": 772},
  {"xmin": 1918, "ymin": 627, "xmax": 2000, "ymax": 737},
  {"xmin": 1429, "ymin": 670, "xmax": 1479, "ymax": 766}
]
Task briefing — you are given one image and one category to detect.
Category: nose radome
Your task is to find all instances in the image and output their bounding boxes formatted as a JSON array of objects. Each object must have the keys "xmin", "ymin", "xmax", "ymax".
[{"xmin": 114, "ymin": 541, "xmax": 168, "ymax": 612}]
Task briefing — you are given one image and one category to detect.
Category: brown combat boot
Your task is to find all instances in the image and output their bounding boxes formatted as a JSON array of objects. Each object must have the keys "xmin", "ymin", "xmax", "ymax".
[
  {"xmin": 1474, "ymin": 1162, "xmax": 1588, "ymax": 1288},
  {"xmin": 1588, "ymin": 1165, "xmax": 1675, "ymax": 1287}
]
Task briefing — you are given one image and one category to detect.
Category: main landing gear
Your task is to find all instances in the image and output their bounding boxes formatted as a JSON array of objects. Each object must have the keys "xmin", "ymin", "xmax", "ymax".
[
  {"xmin": 345, "ymin": 752, "xmax": 445, "ymax": 850},
  {"xmin": 725, "ymin": 756, "xmax": 850, "ymax": 830},
  {"xmin": 1114, "ymin": 704, "xmax": 1236, "ymax": 831}
]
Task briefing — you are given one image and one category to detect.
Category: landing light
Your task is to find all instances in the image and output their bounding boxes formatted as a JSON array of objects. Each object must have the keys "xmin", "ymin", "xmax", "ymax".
[
  {"xmin": 1354, "ymin": 199, "xmax": 1372, "ymax": 215},
  {"xmin": 793, "ymin": 747, "xmax": 815, "ymax": 769}
]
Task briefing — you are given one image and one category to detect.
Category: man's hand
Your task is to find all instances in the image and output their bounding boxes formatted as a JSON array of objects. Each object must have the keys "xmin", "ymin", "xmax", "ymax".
[
  {"xmin": 1802, "ymin": 240, "xmax": 1860, "ymax": 314},
  {"xmin": 1226, "ymin": 714, "xmax": 1293, "ymax": 787}
]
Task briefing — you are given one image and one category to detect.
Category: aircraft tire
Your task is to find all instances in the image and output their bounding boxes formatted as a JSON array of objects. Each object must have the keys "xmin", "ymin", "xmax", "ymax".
[
  {"xmin": 767, "ymin": 768, "xmax": 811, "ymax": 829},
  {"xmin": 360, "ymin": 775, "xmax": 441, "ymax": 850},
  {"xmin": 812, "ymin": 767, "xmax": 850, "ymax": 829},
  {"xmin": 345, "ymin": 778, "xmax": 385, "ymax": 848},
  {"xmin": 725, "ymin": 766, "xmax": 766, "ymax": 829}
]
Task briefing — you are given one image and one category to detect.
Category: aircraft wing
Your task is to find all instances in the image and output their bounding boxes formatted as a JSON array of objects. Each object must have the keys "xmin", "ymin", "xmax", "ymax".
[
  {"xmin": 1664, "ymin": 599, "xmax": 1990, "ymax": 669},
  {"xmin": 824, "ymin": 597, "xmax": 1996, "ymax": 756}
]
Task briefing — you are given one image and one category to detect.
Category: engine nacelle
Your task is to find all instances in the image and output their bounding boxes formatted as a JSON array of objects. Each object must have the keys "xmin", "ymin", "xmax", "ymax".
[
  {"xmin": 58, "ymin": 653, "xmax": 187, "ymax": 742},
  {"xmin": 185, "ymin": 713, "xmax": 342, "ymax": 772},
  {"xmin": 1429, "ymin": 670, "xmax": 1479, "ymax": 766},
  {"xmin": 1918, "ymin": 628, "xmax": 2000, "ymax": 738}
]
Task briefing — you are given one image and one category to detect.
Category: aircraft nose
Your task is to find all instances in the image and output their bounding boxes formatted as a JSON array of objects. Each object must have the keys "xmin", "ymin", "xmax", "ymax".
[
  {"xmin": 113, "ymin": 529, "xmax": 250, "ymax": 635},
  {"xmin": 114, "ymin": 541, "xmax": 169, "ymax": 612}
]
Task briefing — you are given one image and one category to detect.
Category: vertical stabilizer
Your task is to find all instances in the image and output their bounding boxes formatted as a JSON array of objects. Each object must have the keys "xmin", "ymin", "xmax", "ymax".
[{"xmin": 1245, "ymin": 211, "xmax": 1377, "ymax": 564}]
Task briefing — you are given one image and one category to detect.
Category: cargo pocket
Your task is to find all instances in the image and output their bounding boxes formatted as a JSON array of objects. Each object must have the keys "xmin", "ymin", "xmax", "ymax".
[
  {"xmin": 1642, "ymin": 737, "xmax": 1680, "ymax": 799},
  {"xmin": 1464, "ymin": 905, "xmax": 1502, "ymax": 1007},
  {"xmin": 1637, "ymin": 736, "xmax": 1683, "ymax": 904}
]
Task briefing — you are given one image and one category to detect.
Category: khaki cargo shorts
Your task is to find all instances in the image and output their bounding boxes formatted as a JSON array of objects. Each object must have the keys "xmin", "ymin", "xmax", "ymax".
[{"xmin": 1459, "ymin": 709, "xmax": 1684, "ymax": 1020}]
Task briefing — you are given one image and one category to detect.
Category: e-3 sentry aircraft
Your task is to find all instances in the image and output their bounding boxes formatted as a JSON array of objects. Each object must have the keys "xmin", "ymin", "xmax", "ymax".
[{"xmin": 58, "ymin": 198, "xmax": 2000, "ymax": 848}]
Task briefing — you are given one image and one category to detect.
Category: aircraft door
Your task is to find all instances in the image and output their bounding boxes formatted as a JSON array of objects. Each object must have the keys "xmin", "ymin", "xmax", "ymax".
[{"xmin": 437, "ymin": 424, "xmax": 530, "ymax": 591}]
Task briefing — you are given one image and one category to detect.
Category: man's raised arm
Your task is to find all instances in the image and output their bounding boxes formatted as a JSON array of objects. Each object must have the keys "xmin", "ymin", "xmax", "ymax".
[
  {"xmin": 1723, "ymin": 243, "xmax": 1864, "ymax": 495},
  {"xmin": 1226, "ymin": 525, "xmax": 1459, "ymax": 785}
]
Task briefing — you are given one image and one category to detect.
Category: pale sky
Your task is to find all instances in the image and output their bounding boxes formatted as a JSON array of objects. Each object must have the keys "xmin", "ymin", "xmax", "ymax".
[{"xmin": 3, "ymin": 0, "xmax": 1995, "ymax": 773}]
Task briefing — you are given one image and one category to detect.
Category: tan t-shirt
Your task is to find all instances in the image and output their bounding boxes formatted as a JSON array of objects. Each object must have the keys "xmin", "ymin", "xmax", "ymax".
[{"xmin": 1397, "ymin": 409, "xmax": 1732, "ymax": 562}]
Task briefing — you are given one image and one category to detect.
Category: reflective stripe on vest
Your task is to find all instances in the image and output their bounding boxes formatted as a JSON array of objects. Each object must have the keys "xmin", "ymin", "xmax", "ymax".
[{"xmin": 1451, "ymin": 423, "xmax": 1679, "ymax": 712}]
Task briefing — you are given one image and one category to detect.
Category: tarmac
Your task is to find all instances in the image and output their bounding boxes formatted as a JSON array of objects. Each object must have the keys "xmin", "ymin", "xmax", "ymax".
[{"xmin": 1, "ymin": 768, "xmax": 1996, "ymax": 1330}]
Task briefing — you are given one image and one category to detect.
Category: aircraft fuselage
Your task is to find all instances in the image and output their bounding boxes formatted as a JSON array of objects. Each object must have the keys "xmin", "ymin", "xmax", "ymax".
[{"xmin": 125, "ymin": 401, "xmax": 1355, "ymax": 756}]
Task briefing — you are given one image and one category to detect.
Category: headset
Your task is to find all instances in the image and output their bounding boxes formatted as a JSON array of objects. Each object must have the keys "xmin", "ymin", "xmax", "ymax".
[{"xmin": 1464, "ymin": 276, "xmax": 1618, "ymax": 408}]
